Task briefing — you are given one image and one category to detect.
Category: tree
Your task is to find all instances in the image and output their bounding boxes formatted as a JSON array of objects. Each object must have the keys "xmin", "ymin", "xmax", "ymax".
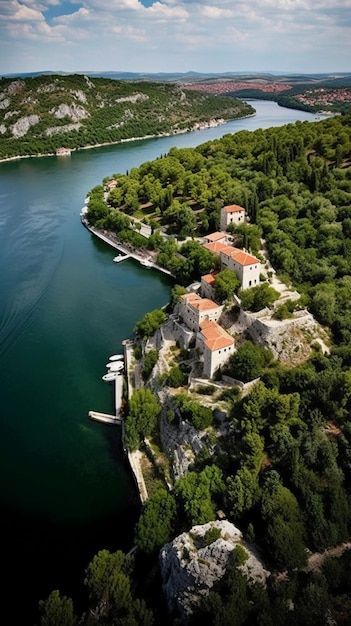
[
  {"xmin": 135, "ymin": 489, "xmax": 176, "ymax": 553},
  {"xmin": 227, "ymin": 341, "xmax": 273, "ymax": 383},
  {"xmin": 39, "ymin": 590, "xmax": 76, "ymax": 626},
  {"xmin": 170, "ymin": 284, "xmax": 188, "ymax": 310},
  {"xmin": 134, "ymin": 309, "xmax": 167, "ymax": 340},
  {"xmin": 214, "ymin": 268, "xmax": 240, "ymax": 302},
  {"xmin": 83, "ymin": 549, "xmax": 154, "ymax": 624},
  {"xmin": 239, "ymin": 282, "xmax": 280, "ymax": 312},
  {"xmin": 180, "ymin": 240, "xmax": 217, "ymax": 278},
  {"xmin": 175, "ymin": 465, "xmax": 225, "ymax": 526},
  {"xmin": 261, "ymin": 472, "xmax": 307, "ymax": 571},
  {"xmin": 173, "ymin": 394, "xmax": 213, "ymax": 429},
  {"xmin": 225, "ymin": 467, "xmax": 261, "ymax": 520},
  {"xmin": 142, "ymin": 349, "xmax": 158, "ymax": 381},
  {"xmin": 168, "ymin": 365, "xmax": 186, "ymax": 388},
  {"xmin": 124, "ymin": 388, "xmax": 161, "ymax": 450},
  {"xmin": 293, "ymin": 573, "xmax": 332, "ymax": 626}
]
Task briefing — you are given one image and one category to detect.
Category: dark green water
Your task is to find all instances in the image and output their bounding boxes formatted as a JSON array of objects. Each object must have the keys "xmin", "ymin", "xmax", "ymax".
[{"xmin": 0, "ymin": 101, "xmax": 326, "ymax": 623}]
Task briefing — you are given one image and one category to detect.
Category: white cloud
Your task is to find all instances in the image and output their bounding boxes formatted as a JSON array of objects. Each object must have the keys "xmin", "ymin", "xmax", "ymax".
[{"xmin": 0, "ymin": 0, "xmax": 350, "ymax": 74}]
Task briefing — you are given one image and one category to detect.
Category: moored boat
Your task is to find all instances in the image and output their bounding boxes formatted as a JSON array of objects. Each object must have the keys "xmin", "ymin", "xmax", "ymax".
[
  {"xmin": 102, "ymin": 372, "xmax": 120, "ymax": 382},
  {"xmin": 109, "ymin": 354, "xmax": 124, "ymax": 361},
  {"xmin": 106, "ymin": 361, "xmax": 124, "ymax": 372}
]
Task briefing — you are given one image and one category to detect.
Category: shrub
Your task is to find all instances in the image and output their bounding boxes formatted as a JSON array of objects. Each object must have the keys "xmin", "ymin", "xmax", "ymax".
[{"xmin": 203, "ymin": 526, "xmax": 222, "ymax": 546}]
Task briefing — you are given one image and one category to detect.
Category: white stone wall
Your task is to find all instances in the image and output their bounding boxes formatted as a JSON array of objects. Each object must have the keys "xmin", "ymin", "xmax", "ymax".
[
  {"xmin": 196, "ymin": 334, "xmax": 234, "ymax": 379},
  {"xmin": 220, "ymin": 207, "xmax": 246, "ymax": 231},
  {"xmin": 178, "ymin": 298, "xmax": 223, "ymax": 332},
  {"xmin": 200, "ymin": 277, "xmax": 215, "ymax": 300},
  {"xmin": 221, "ymin": 252, "xmax": 260, "ymax": 289}
]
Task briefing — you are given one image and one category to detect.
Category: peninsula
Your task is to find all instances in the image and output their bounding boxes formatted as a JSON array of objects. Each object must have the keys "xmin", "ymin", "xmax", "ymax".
[{"xmin": 40, "ymin": 110, "xmax": 351, "ymax": 625}]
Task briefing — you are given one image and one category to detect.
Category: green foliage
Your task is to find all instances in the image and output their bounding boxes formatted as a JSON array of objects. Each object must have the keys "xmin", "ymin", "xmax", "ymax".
[
  {"xmin": 179, "ymin": 240, "xmax": 217, "ymax": 280},
  {"xmin": 194, "ymin": 384, "xmax": 216, "ymax": 395},
  {"xmin": 175, "ymin": 465, "xmax": 225, "ymax": 526},
  {"xmin": 135, "ymin": 488, "xmax": 176, "ymax": 554},
  {"xmin": 84, "ymin": 549, "xmax": 131, "ymax": 606},
  {"xmin": 233, "ymin": 544, "xmax": 249, "ymax": 566},
  {"xmin": 227, "ymin": 341, "xmax": 273, "ymax": 383},
  {"xmin": 203, "ymin": 526, "xmax": 222, "ymax": 546},
  {"xmin": 261, "ymin": 471, "xmax": 307, "ymax": 571},
  {"xmin": 167, "ymin": 365, "xmax": 187, "ymax": 388},
  {"xmin": 173, "ymin": 393, "xmax": 213, "ymax": 429},
  {"xmin": 142, "ymin": 349, "xmax": 159, "ymax": 381},
  {"xmin": 225, "ymin": 467, "xmax": 261, "ymax": 520},
  {"xmin": 170, "ymin": 284, "xmax": 188, "ymax": 310},
  {"xmin": 214, "ymin": 268, "xmax": 241, "ymax": 302},
  {"xmin": 0, "ymin": 74, "xmax": 253, "ymax": 160},
  {"xmin": 39, "ymin": 590, "xmax": 76, "ymax": 626},
  {"xmin": 83, "ymin": 549, "xmax": 154, "ymax": 624},
  {"xmin": 272, "ymin": 299, "xmax": 296, "ymax": 320},
  {"xmin": 133, "ymin": 344, "xmax": 142, "ymax": 360},
  {"xmin": 124, "ymin": 388, "xmax": 161, "ymax": 450},
  {"xmin": 239, "ymin": 282, "xmax": 280, "ymax": 312},
  {"xmin": 134, "ymin": 309, "xmax": 167, "ymax": 339}
]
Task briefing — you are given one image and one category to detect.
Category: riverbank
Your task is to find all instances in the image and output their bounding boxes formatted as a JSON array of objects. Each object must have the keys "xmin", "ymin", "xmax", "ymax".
[
  {"xmin": 0, "ymin": 112, "xmax": 257, "ymax": 164},
  {"xmin": 82, "ymin": 219, "xmax": 175, "ymax": 279},
  {"xmin": 0, "ymin": 130, "xmax": 188, "ymax": 164}
]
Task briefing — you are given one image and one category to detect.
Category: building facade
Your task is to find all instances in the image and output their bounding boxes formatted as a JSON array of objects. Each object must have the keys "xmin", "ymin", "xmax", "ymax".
[
  {"xmin": 220, "ymin": 246, "xmax": 261, "ymax": 290},
  {"xmin": 196, "ymin": 319, "xmax": 235, "ymax": 379},
  {"xmin": 220, "ymin": 204, "xmax": 246, "ymax": 231},
  {"xmin": 178, "ymin": 293, "xmax": 223, "ymax": 332}
]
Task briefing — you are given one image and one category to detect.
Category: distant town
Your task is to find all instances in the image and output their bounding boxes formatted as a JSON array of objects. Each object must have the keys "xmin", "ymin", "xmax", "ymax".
[{"xmin": 184, "ymin": 82, "xmax": 351, "ymax": 113}]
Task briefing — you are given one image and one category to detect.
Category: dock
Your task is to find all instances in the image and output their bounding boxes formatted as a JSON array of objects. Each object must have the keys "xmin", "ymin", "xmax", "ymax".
[
  {"xmin": 113, "ymin": 254, "xmax": 130, "ymax": 263},
  {"xmin": 89, "ymin": 353, "xmax": 125, "ymax": 425},
  {"xmin": 88, "ymin": 411, "xmax": 122, "ymax": 425}
]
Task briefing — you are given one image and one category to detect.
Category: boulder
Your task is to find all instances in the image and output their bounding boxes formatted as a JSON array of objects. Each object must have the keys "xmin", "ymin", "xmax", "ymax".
[{"xmin": 159, "ymin": 520, "xmax": 269, "ymax": 622}]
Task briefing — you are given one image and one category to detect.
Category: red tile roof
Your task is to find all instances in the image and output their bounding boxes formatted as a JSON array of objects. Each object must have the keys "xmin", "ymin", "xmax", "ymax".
[
  {"xmin": 180, "ymin": 292, "xmax": 219, "ymax": 312},
  {"xmin": 199, "ymin": 320, "xmax": 234, "ymax": 352},
  {"xmin": 203, "ymin": 241, "xmax": 228, "ymax": 255},
  {"xmin": 221, "ymin": 246, "xmax": 259, "ymax": 266},
  {"xmin": 205, "ymin": 231, "xmax": 227, "ymax": 242},
  {"xmin": 201, "ymin": 272, "xmax": 217, "ymax": 285},
  {"xmin": 192, "ymin": 298, "xmax": 220, "ymax": 312},
  {"xmin": 223, "ymin": 204, "xmax": 245, "ymax": 213}
]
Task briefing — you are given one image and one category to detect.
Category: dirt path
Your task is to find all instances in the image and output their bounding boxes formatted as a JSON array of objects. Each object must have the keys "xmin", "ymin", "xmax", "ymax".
[{"xmin": 304, "ymin": 542, "xmax": 351, "ymax": 573}]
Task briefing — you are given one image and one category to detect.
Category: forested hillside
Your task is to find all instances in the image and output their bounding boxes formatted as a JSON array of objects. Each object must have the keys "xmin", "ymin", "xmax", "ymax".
[
  {"xmin": 40, "ymin": 115, "xmax": 351, "ymax": 625},
  {"xmin": 0, "ymin": 74, "xmax": 253, "ymax": 160}
]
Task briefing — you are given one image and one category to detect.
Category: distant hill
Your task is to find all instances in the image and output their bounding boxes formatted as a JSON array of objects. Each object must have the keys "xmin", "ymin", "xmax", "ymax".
[
  {"xmin": 3, "ymin": 70, "xmax": 351, "ymax": 83},
  {"xmin": 0, "ymin": 73, "xmax": 254, "ymax": 160}
]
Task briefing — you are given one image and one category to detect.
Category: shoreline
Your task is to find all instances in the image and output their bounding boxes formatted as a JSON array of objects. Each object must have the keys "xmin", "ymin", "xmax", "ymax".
[
  {"xmin": 0, "ymin": 112, "xmax": 257, "ymax": 164},
  {"xmin": 82, "ymin": 219, "xmax": 175, "ymax": 279}
]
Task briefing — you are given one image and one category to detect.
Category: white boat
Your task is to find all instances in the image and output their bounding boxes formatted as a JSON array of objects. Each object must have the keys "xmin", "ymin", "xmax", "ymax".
[
  {"xmin": 140, "ymin": 258, "xmax": 152, "ymax": 267},
  {"xmin": 106, "ymin": 362, "xmax": 124, "ymax": 372},
  {"xmin": 102, "ymin": 372, "xmax": 120, "ymax": 382},
  {"xmin": 109, "ymin": 354, "xmax": 124, "ymax": 361}
]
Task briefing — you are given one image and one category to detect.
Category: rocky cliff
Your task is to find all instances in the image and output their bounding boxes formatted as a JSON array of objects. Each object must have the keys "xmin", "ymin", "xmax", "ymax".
[{"xmin": 159, "ymin": 520, "xmax": 269, "ymax": 622}]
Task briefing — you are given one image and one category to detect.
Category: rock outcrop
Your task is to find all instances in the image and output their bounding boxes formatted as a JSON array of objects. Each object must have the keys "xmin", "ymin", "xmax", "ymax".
[
  {"xmin": 12, "ymin": 115, "xmax": 40, "ymax": 138},
  {"xmin": 159, "ymin": 520, "xmax": 269, "ymax": 622},
  {"xmin": 50, "ymin": 103, "xmax": 90, "ymax": 121}
]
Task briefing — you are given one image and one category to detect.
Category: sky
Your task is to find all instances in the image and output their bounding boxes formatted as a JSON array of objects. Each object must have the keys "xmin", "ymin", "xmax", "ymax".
[{"xmin": 1, "ymin": 0, "xmax": 350, "ymax": 76}]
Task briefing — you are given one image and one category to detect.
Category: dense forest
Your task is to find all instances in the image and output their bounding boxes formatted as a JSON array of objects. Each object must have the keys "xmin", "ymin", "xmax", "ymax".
[
  {"xmin": 0, "ymin": 74, "xmax": 253, "ymax": 160},
  {"xmin": 39, "ymin": 114, "xmax": 351, "ymax": 625}
]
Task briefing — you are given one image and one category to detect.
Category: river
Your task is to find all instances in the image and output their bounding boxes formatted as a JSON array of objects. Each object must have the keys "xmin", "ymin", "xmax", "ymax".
[{"xmin": 0, "ymin": 100, "xmax": 328, "ymax": 623}]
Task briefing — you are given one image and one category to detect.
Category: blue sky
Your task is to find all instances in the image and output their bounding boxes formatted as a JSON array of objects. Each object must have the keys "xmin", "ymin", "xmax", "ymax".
[{"xmin": 1, "ymin": 0, "xmax": 350, "ymax": 75}]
